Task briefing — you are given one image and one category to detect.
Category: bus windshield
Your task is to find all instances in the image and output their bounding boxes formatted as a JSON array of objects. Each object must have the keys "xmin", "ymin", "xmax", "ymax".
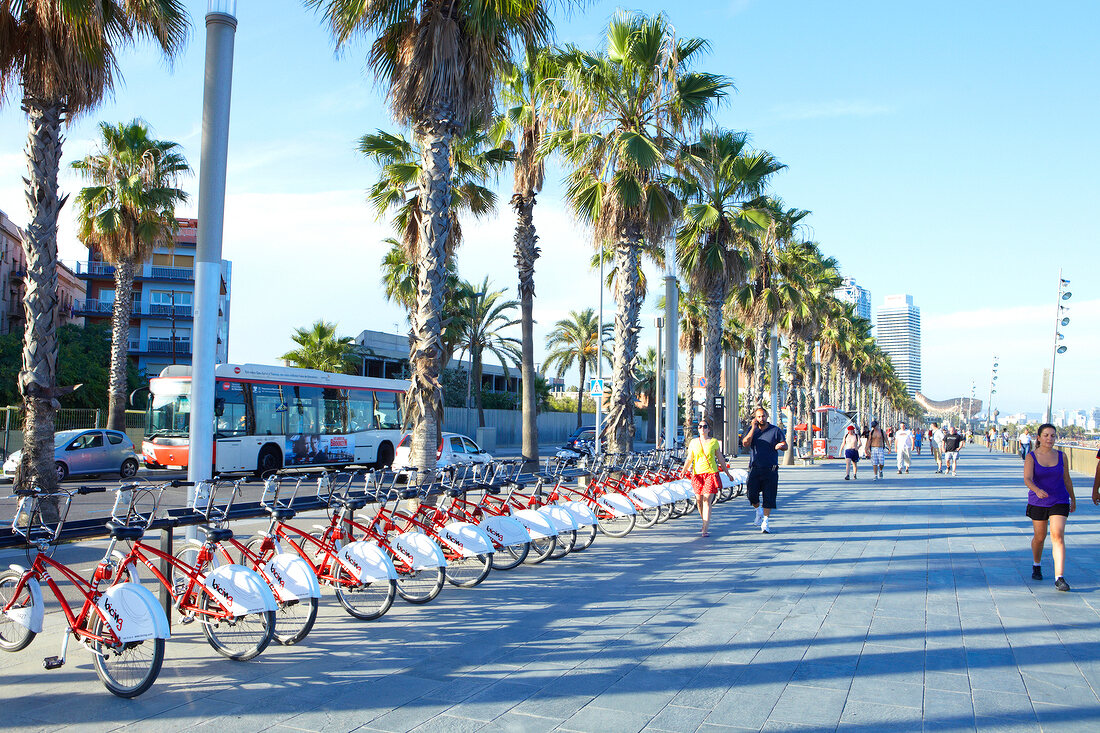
[{"xmin": 146, "ymin": 381, "xmax": 192, "ymax": 438}]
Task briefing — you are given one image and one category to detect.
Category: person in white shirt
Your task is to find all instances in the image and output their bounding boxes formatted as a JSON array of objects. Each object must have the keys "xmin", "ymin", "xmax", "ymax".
[
  {"xmin": 894, "ymin": 422, "xmax": 914, "ymax": 474},
  {"xmin": 1018, "ymin": 429, "xmax": 1032, "ymax": 460},
  {"xmin": 931, "ymin": 423, "xmax": 946, "ymax": 474}
]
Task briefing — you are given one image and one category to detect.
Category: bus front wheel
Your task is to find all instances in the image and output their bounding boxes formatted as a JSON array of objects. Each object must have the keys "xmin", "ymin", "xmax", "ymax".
[{"xmin": 256, "ymin": 445, "xmax": 282, "ymax": 477}]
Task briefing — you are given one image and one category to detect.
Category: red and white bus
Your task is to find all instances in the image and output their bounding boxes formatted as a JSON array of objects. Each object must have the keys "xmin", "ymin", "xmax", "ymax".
[{"xmin": 142, "ymin": 363, "xmax": 408, "ymax": 474}]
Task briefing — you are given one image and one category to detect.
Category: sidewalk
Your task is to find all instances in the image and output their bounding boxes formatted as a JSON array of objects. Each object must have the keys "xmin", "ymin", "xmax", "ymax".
[{"xmin": 2, "ymin": 450, "xmax": 1098, "ymax": 732}]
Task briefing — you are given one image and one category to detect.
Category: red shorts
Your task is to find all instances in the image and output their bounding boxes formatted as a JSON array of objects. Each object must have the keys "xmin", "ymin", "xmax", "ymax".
[{"xmin": 690, "ymin": 473, "xmax": 720, "ymax": 497}]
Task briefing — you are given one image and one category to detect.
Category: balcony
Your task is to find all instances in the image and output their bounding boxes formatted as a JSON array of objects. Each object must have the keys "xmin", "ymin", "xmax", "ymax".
[
  {"xmin": 128, "ymin": 338, "xmax": 192, "ymax": 356},
  {"xmin": 74, "ymin": 261, "xmax": 194, "ymax": 282},
  {"xmin": 73, "ymin": 299, "xmax": 194, "ymax": 319}
]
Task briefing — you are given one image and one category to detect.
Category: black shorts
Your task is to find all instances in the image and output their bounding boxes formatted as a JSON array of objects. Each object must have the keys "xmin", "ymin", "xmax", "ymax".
[
  {"xmin": 1026, "ymin": 503, "xmax": 1070, "ymax": 521},
  {"xmin": 746, "ymin": 466, "xmax": 779, "ymax": 509}
]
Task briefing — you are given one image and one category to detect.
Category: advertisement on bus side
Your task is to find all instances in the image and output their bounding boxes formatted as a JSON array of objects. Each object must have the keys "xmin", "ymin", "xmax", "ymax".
[{"xmin": 285, "ymin": 434, "xmax": 355, "ymax": 465}]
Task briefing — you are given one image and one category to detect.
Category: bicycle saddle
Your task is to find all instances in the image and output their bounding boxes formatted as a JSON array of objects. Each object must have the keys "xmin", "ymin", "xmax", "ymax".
[
  {"xmin": 105, "ymin": 521, "xmax": 145, "ymax": 541},
  {"xmin": 197, "ymin": 525, "xmax": 234, "ymax": 543},
  {"xmin": 266, "ymin": 506, "xmax": 296, "ymax": 521},
  {"xmin": 331, "ymin": 496, "xmax": 367, "ymax": 511}
]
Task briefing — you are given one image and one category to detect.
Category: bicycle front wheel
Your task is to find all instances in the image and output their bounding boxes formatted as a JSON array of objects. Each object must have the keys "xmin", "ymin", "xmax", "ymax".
[
  {"xmin": 598, "ymin": 511, "xmax": 636, "ymax": 537},
  {"xmin": 334, "ymin": 565, "xmax": 396, "ymax": 620},
  {"xmin": 445, "ymin": 554, "xmax": 492, "ymax": 588},
  {"xmin": 91, "ymin": 615, "xmax": 164, "ymax": 698},
  {"xmin": 200, "ymin": 592, "xmax": 275, "ymax": 661},
  {"xmin": 395, "ymin": 566, "xmax": 445, "ymax": 604},
  {"xmin": 490, "ymin": 541, "xmax": 529, "ymax": 570},
  {"xmin": 273, "ymin": 596, "xmax": 319, "ymax": 645},
  {"xmin": 0, "ymin": 570, "xmax": 37, "ymax": 652}
]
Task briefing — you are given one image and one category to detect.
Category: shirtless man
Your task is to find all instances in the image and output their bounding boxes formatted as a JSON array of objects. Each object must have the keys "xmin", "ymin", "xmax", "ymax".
[{"xmin": 866, "ymin": 420, "xmax": 890, "ymax": 480}]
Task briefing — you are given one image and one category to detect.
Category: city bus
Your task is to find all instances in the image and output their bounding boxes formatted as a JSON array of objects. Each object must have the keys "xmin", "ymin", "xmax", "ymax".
[{"xmin": 141, "ymin": 363, "xmax": 409, "ymax": 474}]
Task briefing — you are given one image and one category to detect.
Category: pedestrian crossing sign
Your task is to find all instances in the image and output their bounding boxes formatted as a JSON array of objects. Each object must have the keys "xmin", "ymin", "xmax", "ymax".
[{"xmin": 589, "ymin": 378, "xmax": 604, "ymax": 397}]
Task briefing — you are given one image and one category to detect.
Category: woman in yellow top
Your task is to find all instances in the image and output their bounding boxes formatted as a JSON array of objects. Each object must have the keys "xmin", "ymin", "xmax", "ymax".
[{"xmin": 681, "ymin": 421, "xmax": 735, "ymax": 537}]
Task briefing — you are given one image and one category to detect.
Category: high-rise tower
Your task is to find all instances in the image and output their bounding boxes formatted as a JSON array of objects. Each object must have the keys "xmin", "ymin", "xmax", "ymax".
[{"xmin": 876, "ymin": 294, "xmax": 921, "ymax": 395}]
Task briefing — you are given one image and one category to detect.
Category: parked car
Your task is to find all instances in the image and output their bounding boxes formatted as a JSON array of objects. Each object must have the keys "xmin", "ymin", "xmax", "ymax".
[
  {"xmin": 563, "ymin": 426, "xmax": 610, "ymax": 451},
  {"xmin": 3, "ymin": 429, "xmax": 140, "ymax": 482},
  {"xmin": 392, "ymin": 432, "xmax": 493, "ymax": 470}
]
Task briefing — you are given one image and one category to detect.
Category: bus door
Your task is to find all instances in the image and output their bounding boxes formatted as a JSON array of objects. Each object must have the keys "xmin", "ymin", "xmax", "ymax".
[{"xmin": 214, "ymin": 381, "xmax": 250, "ymax": 472}]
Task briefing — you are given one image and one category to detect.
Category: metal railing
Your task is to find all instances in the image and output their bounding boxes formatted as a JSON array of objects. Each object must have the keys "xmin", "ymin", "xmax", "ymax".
[
  {"xmin": 74, "ymin": 299, "xmax": 193, "ymax": 318},
  {"xmin": 74, "ymin": 261, "xmax": 194, "ymax": 282}
]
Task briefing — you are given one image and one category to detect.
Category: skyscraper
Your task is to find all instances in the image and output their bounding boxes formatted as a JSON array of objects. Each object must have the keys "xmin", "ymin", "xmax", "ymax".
[
  {"xmin": 833, "ymin": 276, "xmax": 871, "ymax": 322},
  {"xmin": 876, "ymin": 294, "xmax": 921, "ymax": 395}
]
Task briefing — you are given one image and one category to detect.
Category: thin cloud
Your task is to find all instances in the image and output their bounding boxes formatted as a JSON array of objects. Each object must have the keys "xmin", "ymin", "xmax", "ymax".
[{"xmin": 771, "ymin": 100, "xmax": 897, "ymax": 121}]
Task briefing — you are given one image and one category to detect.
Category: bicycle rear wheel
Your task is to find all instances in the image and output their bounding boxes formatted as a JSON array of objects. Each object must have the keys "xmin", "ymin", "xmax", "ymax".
[
  {"xmin": 91, "ymin": 616, "xmax": 164, "ymax": 698},
  {"xmin": 0, "ymin": 570, "xmax": 37, "ymax": 652},
  {"xmin": 491, "ymin": 541, "xmax": 529, "ymax": 570},
  {"xmin": 199, "ymin": 592, "xmax": 275, "ymax": 661},
  {"xmin": 525, "ymin": 535, "xmax": 556, "ymax": 564},
  {"xmin": 548, "ymin": 530, "xmax": 576, "ymax": 559},
  {"xmin": 395, "ymin": 566, "xmax": 445, "ymax": 604},
  {"xmin": 636, "ymin": 504, "xmax": 660, "ymax": 528},
  {"xmin": 445, "ymin": 554, "xmax": 492, "ymax": 587},
  {"xmin": 572, "ymin": 523, "xmax": 597, "ymax": 552},
  {"xmin": 597, "ymin": 511, "xmax": 636, "ymax": 537},
  {"xmin": 655, "ymin": 503, "xmax": 673, "ymax": 524},
  {"xmin": 334, "ymin": 565, "xmax": 396, "ymax": 620}
]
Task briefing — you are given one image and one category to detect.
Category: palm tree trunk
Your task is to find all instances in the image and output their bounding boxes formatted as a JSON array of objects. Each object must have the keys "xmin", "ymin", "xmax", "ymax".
[
  {"xmin": 684, "ymin": 351, "xmax": 695, "ymax": 437},
  {"xmin": 703, "ymin": 294, "xmax": 722, "ymax": 439},
  {"xmin": 783, "ymin": 343, "xmax": 798, "ymax": 466},
  {"xmin": 753, "ymin": 328, "xmax": 766, "ymax": 412},
  {"xmin": 608, "ymin": 230, "xmax": 641, "ymax": 453},
  {"xmin": 408, "ymin": 118, "xmax": 455, "ymax": 483},
  {"xmin": 107, "ymin": 260, "xmax": 135, "ymax": 430},
  {"xmin": 14, "ymin": 98, "xmax": 65, "ymax": 509},
  {"xmin": 512, "ymin": 192, "xmax": 540, "ymax": 468},
  {"xmin": 576, "ymin": 358, "xmax": 586, "ymax": 428}
]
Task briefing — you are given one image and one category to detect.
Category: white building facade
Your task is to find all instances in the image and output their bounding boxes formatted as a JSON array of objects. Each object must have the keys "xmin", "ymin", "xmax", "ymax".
[
  {"xmin": 875, "ymin": 294, "xmax": 922, "ymax": 396},
  {"xmin": 833, "ymin": 276, "xmax": 872, "ymax": 322}
]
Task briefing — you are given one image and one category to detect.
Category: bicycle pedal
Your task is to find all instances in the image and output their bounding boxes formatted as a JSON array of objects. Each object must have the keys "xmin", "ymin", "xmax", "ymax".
[
  {"xmin": 178, "ymin": 614, "xmax": 196, "ymax": 625},
  {"xmin": 43, "ymin": 656, "xmax": 65, "ymax": 670}
]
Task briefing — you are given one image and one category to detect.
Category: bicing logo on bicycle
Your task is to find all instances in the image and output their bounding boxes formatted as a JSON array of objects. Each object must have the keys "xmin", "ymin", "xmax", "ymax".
[
  {"xmin": 209, "ymin": 577, "xmax": 235, "ymax": 605},
  {"xmin": 102, "ymin": 597, "xmax": 125, "ymax": 631}
]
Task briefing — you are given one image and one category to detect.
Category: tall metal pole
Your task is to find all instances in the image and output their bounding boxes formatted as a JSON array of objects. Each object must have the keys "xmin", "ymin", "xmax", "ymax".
[
  {"xmin": 187, "ymin": 1, "xmax": 237, "ymax": 529},
  {"xmin": 663, "ymin": 273, "xmax": 678, "ymax": 450},
  {"xmin": 726, "ymin": 349, "xmax": 738, "ymax": 456},
  {"xmin": 1045, "ymin": 268, "xmax": 1071, "ymax": 424},
  {"xmin": 654, "ymin": 316, "xmax": 662, "ymax": 448},
  {"xmin": 595, "ymin": 244, "xmax": 604, "ymax": 456}
]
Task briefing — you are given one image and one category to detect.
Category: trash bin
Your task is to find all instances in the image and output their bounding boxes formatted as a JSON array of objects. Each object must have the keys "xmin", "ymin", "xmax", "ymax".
[{"xmin": 476, "ymin": 426, "xmax": 497, "ymax": 453}]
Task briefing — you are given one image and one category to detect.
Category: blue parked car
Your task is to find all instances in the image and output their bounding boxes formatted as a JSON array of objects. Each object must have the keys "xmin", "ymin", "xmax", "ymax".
[{"xmin": 3, "ymin": 429, "xmax": 140, "ymax": 482}]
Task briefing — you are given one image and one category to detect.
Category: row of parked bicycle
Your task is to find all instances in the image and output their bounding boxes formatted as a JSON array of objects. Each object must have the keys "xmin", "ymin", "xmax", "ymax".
[{"xmin": 0, "ymin": 450, "xmax": 747, "ymax": 699}]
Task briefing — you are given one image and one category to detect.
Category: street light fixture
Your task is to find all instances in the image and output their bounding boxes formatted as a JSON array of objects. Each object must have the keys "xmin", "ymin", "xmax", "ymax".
[
  {"xmin": 1045, "ymin": 269, "xmax": 1072, "ymax": 423},
  {"xmin": 986, "ymin": 355, "xmax": 999, "ymax": 431}
]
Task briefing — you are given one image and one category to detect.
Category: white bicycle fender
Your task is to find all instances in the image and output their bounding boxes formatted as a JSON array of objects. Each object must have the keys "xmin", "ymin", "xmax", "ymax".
[
  {"xmin": 3, "ymin": 566, "xmax": 43, "ymax": 633},
  {"xmin": 510, "ymin": 509, "xmax": 557, "ymax": 539},
  {"xmin": 337, "ymin": 541, "xmax": 398, "ymax": 583},
  {"xmin": 597, "ymin": 493, "xmax": 638, "ymax": 516},
  {"xmin": 478, "ymin": 515, "xmax": 531, "ymax": 548},
  {"xmin": 652, "ymin": 485, "xmax": 676, "ymax": 504},
  {"xmin": 205, "ymin": 564, "xmax": 279, "ymax": 616},
  {"xmin": 668, "ymin": 480, "xmax": 693, "ymax": 500},
  {"xmin": 561, "ymin": 501, "xmax": 598, "ymax": 527},
  {"xmin": 727, "ymin": 469, "xmax": 748, "ymax": 485},
  {"xmin": 440, "ymin": 522, "xmax": 496, "ymax": 557},
  {"xmin": 541, "ymin": 505, "xmax": 579, "ymax": 533},
  {"xmin": 629, "ymin": 487, "xmax": 662, "ymax": 508},
  {"xmin": 97, "ymin": 582, "xmax": 171, "ymax": 642},
  {"xmin": 265, "ymin": 553, "xmax": 322, "ymax": 602},
  {"xmin": 392, "ymin": 532, "xmax": 447, "ymax": 570}
]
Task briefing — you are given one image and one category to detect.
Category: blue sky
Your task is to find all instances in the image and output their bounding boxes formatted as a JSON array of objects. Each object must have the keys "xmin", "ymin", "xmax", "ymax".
[{"xmin": 1, "ymin": 0, "xmax": 1097, "ymax": 416}]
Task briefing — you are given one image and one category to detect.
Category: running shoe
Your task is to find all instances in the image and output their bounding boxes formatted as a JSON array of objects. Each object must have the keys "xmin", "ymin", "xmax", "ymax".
[
  {"xmin": 1055, "ymin": 578, "xmax": 1070, "ymax": 592},
  {"xmin": 761, "ymin": 518, "xmax": 770, "ymax": 534},
  {"xmin": 844, "ymin": 475, "xmax": 850, "ymax": 481},
  {"xmin": 1032, "ymin": 566, "xmax": 1042, "ymax": 581},
  {"xmin": 754, "ymin": 507, "xmax": 764, "ymax": 526}
]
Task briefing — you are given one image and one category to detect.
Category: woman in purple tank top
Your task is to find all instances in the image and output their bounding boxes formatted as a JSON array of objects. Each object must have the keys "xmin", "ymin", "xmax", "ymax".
[{"xmin": 1024, "ymin": 423, "xmax": 1077, "ymax": 591}]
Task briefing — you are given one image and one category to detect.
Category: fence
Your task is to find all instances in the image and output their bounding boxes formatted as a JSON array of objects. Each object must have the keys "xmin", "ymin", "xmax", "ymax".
[
  {"xmin": 442, "ymin": 406, "xmax": 648, "ymax": 449},
  {"xmin": 1, "ymin": 408, "xmax": 146, "ymax": 459}
]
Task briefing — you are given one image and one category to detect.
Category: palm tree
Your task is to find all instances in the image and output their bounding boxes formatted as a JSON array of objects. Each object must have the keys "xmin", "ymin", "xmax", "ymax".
[
  {"xmin": 71, "ymin": 120, "xmax": 189, "ymax": 431},
  {"xmin": 1, "ymin": 1, "xmax": 188, "ymax": 495},
  {"xmin": 672, "ymin": 128, "xmax": 784, "ymax": 438},
  {"xmin": 281, "ymin": 320, "xmax": 359, "ymax": 374},
  {"xmin": 492, "ymin": 51, "xmax": 554, "ymax": 469},
  {"xmin": 546, "ymin": 12, "xmax": 728, "ymax": 453},
  {"xmin": 634, "ymin": 347, "xmax": 658, "ymax": 443},
  {"xmin": 543, "ymin": 309, "xmax": 610, "ymax": 428},
  {"xmin": 307, "ymin": 0, "xmax": 566, "ymax": 479},
  {"xmin": 452, "ymin": 277, "xmax": 521, "ymax": 428}
]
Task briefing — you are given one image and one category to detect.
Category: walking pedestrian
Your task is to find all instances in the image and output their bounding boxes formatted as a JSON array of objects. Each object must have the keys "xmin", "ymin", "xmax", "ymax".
[
  {"xmin": 682, "ymin": 420, "xmax": 735, "ymax": 538},
  {"xmin": 913, "ymin": 429, "xmax": 923, "ymax": 456},
  {"xmin": 866, "ymin": 420, "xmax": 889, "ymax": 479},
  {"xmin": 942, "ymin": 426, "xmax": 964, "ymax": 475},
  {"xmin": 987, "ymin": 427, "xmax": 996, "ymax": 452},
  {"xmin": 1024, "ymin": 423, "xmax": 1076, "ymax": 591},
  {"xmin": 894, "ymin": 422, "xmax": 914, "ymax": 474},
  {"xmin": 740, "ymin": 407, "xmax": 787, "ymax": 534},
  {"xmin": 1092, "ymin": 446, "xmax": 1099, "ymax": 506},
  {"xmin": 1018, "ymin": 429, "xmax": 1032, "ymax": 460},
  {"xmin": 842, "ymin": 425, "xmax": 862, "ymax": 480}
]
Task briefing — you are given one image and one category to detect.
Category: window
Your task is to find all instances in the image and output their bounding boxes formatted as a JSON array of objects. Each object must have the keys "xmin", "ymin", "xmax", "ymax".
[
  {"xmin": 99, "ymin": 289, "xmax": 115, "ymax": 304},
  {"xmin": 106, "ymin": 432, "xmax": 124, "ymax": 445},
  {"xmin": 450, "ymin": 436, "xmax": 466, "ymax": 454},
  {"xmin": 347, "ymin": 389, "xmax": 374, "ymax": 432},
  {"xmin": 252, "ymin": 383, "xmax": 287, "ymax": 436},
  {"xmin": 215, "ymin": 380, "xmax": 248, "ymax": 437},
  {"xmin": 69, "ymin": 433, "xmax": 103, "ymax": 450},
  {"xmin": 373, "ymin": 391, "xmax": 402, "ymax": 430},
  {"xmin": 321, "ymin": 388, "xmax": 346, "ymax": 435},
  {"xmin": 286, "ymin": 385, "xmax": 322, "ymax": 435},
  {"xmin": 462, "ymin": 437, "xmax": 480, "ymax": 454},
  {"xmin": 149, "ymin": 291, "xmax": 192, "ymax": 306}
]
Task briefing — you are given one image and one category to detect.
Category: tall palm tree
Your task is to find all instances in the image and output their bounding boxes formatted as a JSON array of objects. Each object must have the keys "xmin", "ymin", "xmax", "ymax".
[
  {"xmin": 543, "ymin": 308, "xmax": 610, "ymax": 428},
  {"xmin": 71, "ymin": 120, "xmax": 189, "ymax": 431},
  {"xmin": 452, "ymin": 277, "xmax": 521, "ymax": 427},
  {"xmin": 281, "ymin": 320, "xmax": 358, "ymax": 374},
  {"xmin": 1, "ymin": 1, "xmax": 188, "ymax": 495},
  {"xmin": 546, "ymin": 12, "xmax": 728, "ymax": 453},
  {"xmin": 308, "ymin": 0, "xmax": 567, "ymax": 480},
  {"xmin": 492, "ymin": 51, "xmax": 554, "ymax": 468},
  {"xmin": 672, "ymin": 128, "xmax": 783, "ymax": 438}
]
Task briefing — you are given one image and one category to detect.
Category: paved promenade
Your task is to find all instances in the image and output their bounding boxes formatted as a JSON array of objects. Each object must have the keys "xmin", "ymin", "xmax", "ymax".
[{"xmin": 2, "ymin": 449, "xmax": 1099, "ymax": 732}]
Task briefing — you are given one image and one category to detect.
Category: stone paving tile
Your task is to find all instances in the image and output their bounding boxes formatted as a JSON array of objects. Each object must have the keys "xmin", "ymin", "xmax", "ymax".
[
  {"xmin": 847, "ymin": 676, "xmax": 924, "ymax": 708},
  {"xmin": 558, "ymin": 704, "xmax": 653, "ymax": 733},
  {"xmin": 839, "ymin": 699, "xmax": 923, "ymax": 730},
  {"xmin": 640, "ymin": 704, "xmax": 711, "ymax": 732},
  {"xmin": 767, "ymin": 683, "xmax": 848, "ymax": 726}
]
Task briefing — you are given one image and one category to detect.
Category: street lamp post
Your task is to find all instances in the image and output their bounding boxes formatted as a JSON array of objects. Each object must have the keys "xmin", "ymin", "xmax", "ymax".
[
  {"xmin": 1045, "ymin": 270, "xmax": 1071, "ymax": 424},
  {"xmin": 654, "ymin": 316, "xmax": 662, "ymax": 448},
  {"xmin": 595, "ymin": 243, "xmax": 604, "ymax": 456},
  {"xmin": 986, "ymin": 356, "xmax": 999, "ymax": 431},
  {"xmin": 187, "ymin": 0, "xmax": 238, "ymax": 531},
  {"xmin": 663, "ymin": 243, "xmax": 678, "ymax": 451}
]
